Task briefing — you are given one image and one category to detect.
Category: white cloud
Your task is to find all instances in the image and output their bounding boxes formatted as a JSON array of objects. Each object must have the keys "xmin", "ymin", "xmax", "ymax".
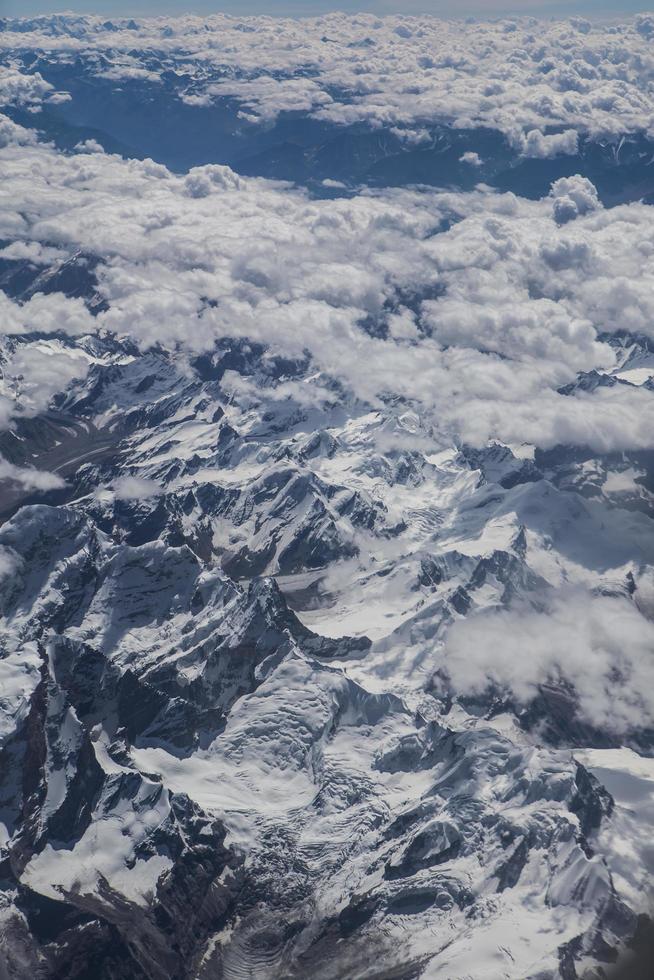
[
  {"xmin": 0, "ymin": 241, "xmax": 68, "ymax": 265},
  {"xmin": 0, "ymin": 66, "xmax": 52, "ymax": 108},
  {"xmin": 1, "ymin": 345, "xmax": 90, "ymax": 419},
  {"xmin": 183, "ymin": 164, "xmax": 244, "ymax": 198},
  {"xmin": 0, "ymin": 114, "xmax": 38, "ymax": 150},
  {"xmin": 111, "ymin": 475, "xmax": 162, "ymax": 500},
  {"xmin": 2, "ymin": 14, "xmax": 654, "ymax": 143},
  {"xmin": 549, "ymin": 174, "xmax": 602, "ymax": 224},
  {"xmin": 0, "ymin": 291, "xmax": 96, "ymax": 338},
  {"xmin": 520, "ymin": 128, "xmax": 578, "ymax": 159},
  {"xmin": 74, "ymin": 138, "xmax": 105, "ymax": 154},
  {"xmin": 442, "ymin": 592, "xmax": 654, "ymax": 735},
  {"xmin": 460, "ymin": 151, "xmax": 483, "ymax": 166},
  {"xmin": 635, "ymin": 13, "xmax": 654, "ymax": 40},
  {"xmin": 0, "ymin": 456, "xmax": 65, "ymax": 491},
  {"xmin": 0, "ymin": 105, "xmax": 653, "ymax": 453}
]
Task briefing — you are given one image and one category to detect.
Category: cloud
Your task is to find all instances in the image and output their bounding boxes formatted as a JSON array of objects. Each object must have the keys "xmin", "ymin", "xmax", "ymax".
[
  {"xmin": 520, "ymin": 128, "xmax": 579, "ymax": 159},
  {"xmin": 0, "ymin": 342, "xmax": 91, "ymax": 426},
  {"xmin": 0, "ymin": 545, "xmax": 22, "ymax": 580},
  {"xmin": 111, "ymin": 475, "xmax": 162, "ymax": 500},
  {"xmin": 0, "ymin": 291, "xmax": 96, "ymax": 338},
  {"xmin": 0, "ymin": 241, "xmax": 68, "ymax": 265},
  {"xmin": 0, "ymin": 88, "xmax": 653, "ymax": 453},
  {"xmin": 635, "ymin": 13, "xmax": 654, "ymax": 39},
  {"xmin": 2, "ymin": 13, "xmax": 654, "ymax": 143},
  {"xmin": 0, "ymin": 456, "xmax": 65, "ymax": 491},
  {"xmin": 442, "ymin": 591, "xmax": 654, "ymax": 734},
  {"xmin": 0, "ymin": 66, "xmax": 53, "ymax": 108},
  {"xmin": 206, "ymin": 76, "xmax": 334, "ymax": 126},
  {"xmin": 183, "ymin": 164, "xmax": 244, "ymax": 198},
  {"xmin": 0, "ymin": 115, "xmax": 38, "ymax": 150},
  {"xmin": 549, "ymin": 174, "xmax": 602, "ymax": 224},
  {"xmin": 74, "ymin": 138, "xmax": 106, "ymax": 154}
]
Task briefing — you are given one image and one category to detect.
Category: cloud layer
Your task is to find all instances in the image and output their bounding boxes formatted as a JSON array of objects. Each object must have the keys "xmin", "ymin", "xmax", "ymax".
[
  {"xmin": 1, "ymin": 16, "xmax": 654, "ymax": 454},
  {"xmin": 1, "ymin": 118, "xmax": 654, "ymax": 451},
  {"xmin": 2, "ymin": 13, "xmax": 654, "ymax": 146}
]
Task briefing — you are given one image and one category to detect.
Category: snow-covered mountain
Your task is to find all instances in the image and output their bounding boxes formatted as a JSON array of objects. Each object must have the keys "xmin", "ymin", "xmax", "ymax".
[
  {"xmin": 1, "ymin": 13, "xmax": 654, "ymax": 980},
  {"xmin": 1, "ymin": 325, "xmax": 652, "ymax": 979}
]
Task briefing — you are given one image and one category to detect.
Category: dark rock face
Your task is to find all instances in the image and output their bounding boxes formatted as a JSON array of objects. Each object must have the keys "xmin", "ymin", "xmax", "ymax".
[
  {"xmin": 0, "ymin": 248, "xmax": 108, "ymax": 313},
  {"xmin": 0, "ymin": 621, "xmax": 241, "ymax": 979}
]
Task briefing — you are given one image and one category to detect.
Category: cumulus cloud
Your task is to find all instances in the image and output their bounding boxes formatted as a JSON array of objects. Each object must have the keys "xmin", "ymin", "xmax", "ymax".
[
  {"xmin": 111, "ymin": 475, "xmax": 162, "ymax": 500},
  {"xmin": 442, "ymin": 592, "xmax": 654, "ymax": 734},
  {"xmin": 0, "ymin": 79, "xmax": 653, "ymax": 454},
  {"xmin": 0, "ymin": 66, "xmax": 52, "ymax": 108},
  {"xmin": 520, "ymin": 128, "xmax": 578, "ymax": 159},
  {"xmin": 2, "ymin": 13, "xmax": 652, "ymax": 144},
  {"xmin": 0, "ymin": 115, "xmax": 38, "ymax": 150},
  {"xmin": 0, "ymin": 241, "xmax": 68, "ymax": 265},
  {"xmin": 0, "ymin": 343, "xmax": 91, "ymax": 426},
  {"xmin": 459, "ymin": 151, "xmax": 483, "ymax": 166},
  {"xmin": 184, "ymin": 164, "xmax": 244, "ymax": 198},
  {"xmin": 0, "ymin": 291, "xmax": 96, "ymax": 338},
  {"xmin": 206, "ymin": 76, "xmax": 334, "ymax": 126},
  {"xmin": 549, "ymin": 174, "xmax": 602, "ymax": 225},
  {"xmin": 0, "ymin": 456, "xmax": 64, "ymax": 491},
  {"xmin": 635, "ymin": 13, "xmax": 654, "ymax": 40},
  {"xmin": 74, "ymin": 138, "xmax": 105, "ymax": 154}
]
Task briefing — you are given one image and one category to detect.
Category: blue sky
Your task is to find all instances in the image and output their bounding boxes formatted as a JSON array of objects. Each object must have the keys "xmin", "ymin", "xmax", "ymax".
[{"xmin": 0, "ymin": 0, "xmax": 643, "ymax": 17}]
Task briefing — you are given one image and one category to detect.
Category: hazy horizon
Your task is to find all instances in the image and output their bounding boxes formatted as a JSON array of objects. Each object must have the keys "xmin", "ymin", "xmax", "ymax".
[{"xmin": 0, "ymin": 0, "xmax": 645, "ymax": 20}]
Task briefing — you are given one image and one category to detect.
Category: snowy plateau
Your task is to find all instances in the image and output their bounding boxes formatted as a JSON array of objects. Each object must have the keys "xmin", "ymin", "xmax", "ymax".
[{"xmin": 0, "ymin": 11, "xmax": 654, "ymax": 980}]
